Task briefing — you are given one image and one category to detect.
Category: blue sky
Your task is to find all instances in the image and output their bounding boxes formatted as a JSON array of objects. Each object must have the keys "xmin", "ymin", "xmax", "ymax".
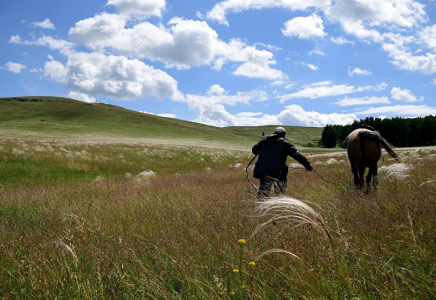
[{"xmin": 2, "ymin": 0, "xmax": 436, "ymax": 127}]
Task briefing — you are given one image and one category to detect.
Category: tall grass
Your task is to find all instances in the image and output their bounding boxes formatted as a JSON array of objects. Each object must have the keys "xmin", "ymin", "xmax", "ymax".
[{"xmin": 0, "ymin": 139, "xmax": 435, "ymax": 299}]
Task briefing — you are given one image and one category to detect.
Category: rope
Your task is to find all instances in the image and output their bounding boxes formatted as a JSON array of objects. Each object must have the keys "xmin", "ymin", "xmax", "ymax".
[
  {"xmin": 288, "ymin": 166, "xmax": 342, "ymax": 187},
  {"xmin": 312, "ymin": 169, "xmax": 342, "ymax": 187},
  {"xmin": 245, "ymin": 155, "xmax": 259, "ymax": 192},
  {"xmin": 246, "ymin": 154, "xmax": 342, "ymax": 192}
]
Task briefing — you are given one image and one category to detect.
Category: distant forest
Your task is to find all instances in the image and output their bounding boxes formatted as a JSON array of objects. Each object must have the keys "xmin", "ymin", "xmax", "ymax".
[{"xmin": 321, "ymin": 116, "xmax": 436, "ymax": 148}]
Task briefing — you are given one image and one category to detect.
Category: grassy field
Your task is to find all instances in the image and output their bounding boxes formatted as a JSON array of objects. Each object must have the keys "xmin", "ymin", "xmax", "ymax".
[
  {"xmin": 0, "ymin": 97, "xmax": 435, "ymax": 299},
  {"xmin": 0, "ymin": 97, "xmax": 322, "ymax": 149}
]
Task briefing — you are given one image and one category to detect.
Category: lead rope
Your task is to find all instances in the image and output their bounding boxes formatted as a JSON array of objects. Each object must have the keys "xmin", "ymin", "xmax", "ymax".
[
  {"xmin": 288, "ymin": 166, "xmax": 342, "ymax": 187},
  {"xmin": 245, "ymin": 155, "xmax": 259, "ymax": 192}
]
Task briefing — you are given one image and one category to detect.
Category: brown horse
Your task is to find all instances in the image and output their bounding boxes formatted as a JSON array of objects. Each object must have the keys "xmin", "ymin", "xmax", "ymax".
[{"xmin": 341, "ymin": 127, "xmax": 400, "ymax": 190}]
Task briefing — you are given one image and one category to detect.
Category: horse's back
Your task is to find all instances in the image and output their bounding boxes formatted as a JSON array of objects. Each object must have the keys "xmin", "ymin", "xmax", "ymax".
[
  {"xmin": 347, "ymin": 128, "xmax": 381, "ymax": 165},
  {"xmin": 346, "ymin": 129, "xmax": 362, "ymax": 164}
]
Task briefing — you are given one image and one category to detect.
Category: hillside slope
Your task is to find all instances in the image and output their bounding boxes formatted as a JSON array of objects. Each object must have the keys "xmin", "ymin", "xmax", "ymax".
[{"xmin": 0, "ymin": 96, "xmax": 322, "ymax": 149}]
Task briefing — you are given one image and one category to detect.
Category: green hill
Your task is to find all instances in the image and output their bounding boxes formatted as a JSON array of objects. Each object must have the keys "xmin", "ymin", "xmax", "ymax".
[{"xmin": 0, "ymin": 96, "xmax": 322, "ymax": 149}]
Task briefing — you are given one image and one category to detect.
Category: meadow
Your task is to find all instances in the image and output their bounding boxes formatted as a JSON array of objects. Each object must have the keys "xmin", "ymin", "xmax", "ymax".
[{"xmin": 1, "ymin": 137, "xmax": 435, "ymax": 299}]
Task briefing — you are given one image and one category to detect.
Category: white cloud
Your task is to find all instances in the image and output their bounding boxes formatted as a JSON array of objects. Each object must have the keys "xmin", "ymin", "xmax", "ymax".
[
  {"xmin": 157, "ymin": 113, "xmax": 177, "ymax": 118},
  {"xmin": 301, "ymin": 62, "xmax": 319, "ymax": 70},
  {"xmin": 233, "ymin": 61, "xmax": 286, "ymax": 80},
  {"xmin": 331, "ymin": 36, "xmax": 354, "ymax": 45},
  {"xmin": 348, "ymin": 67, "xmax": 372, "ymax": 77},
  {"xmin": 206, "ymin": 0, "xmax": 330, "ymax": 26},
  {"xmin": 44, "ymin": 52, "xmax": 183, "ymax": 101},
  {"xmin": 334, "ymin": 96, "xmax": 390, "ymax": 106},
  {"xmin": 279, "ymin": 81, "xmax": 388, "ymax": 102},
  {"xmin": 32, "ymin": 18, "xmax": 55, "ymax": 30},
  {"xmin": 67, "ymin": 91, "xmax": 97, "ymax": 103},
  {"xmin": 325, "ymin": 0, "xmax": 427, "ymax": 42},
  {"xmin": 68, "ymin": 13, "xmax": 127, "ymax": 52},
  {"xmin": 141, "ymin": 111, "xmax": 177, "ymax": 118},
  {"xmin": 419, "ymin": 25, "xmax": 436, "ymax": 51},
  {"xmin": 207, "ymin": 84, "xmax": 226, "ymax": 96},
  {"xmin": 183, "ymin": 86, "xmax": 356, "ymax": 127},
  {"xmin": 106, "ymin": 0, "xmax": 166, "ymax": 18},
  {"xmin": 69, "ymin": 15, "xmax": 285, "ymax": 79},
  {"xmin": 386, "ymin": 45, "xmax": 436, "ymax": 74},
  {"xmin": 9, "ymin": 35, "xmax": 75, "ymax": 56},
  {"xmin": 282, "ymin": 14, "xmax": 326, "ymax": 40},
  {"xmin": 308, "ymin": 47, "xmax": 325, "ymax": 56},
  {"xmin": 69, "ymin": 15, "xmax": 221, "ymax": 68},
  {"xmin": 3, "ymin": 62, "xmax": 26, "ymax": 74},
  {"xmin": 275, "ymin": 104, "xmax": 357, "ymax": 126},
  {"xmin": 356, "ymin": 105, "xmax": 436, "ymax": 116},
  {"xmin": 390, "ymin": 87, "xmax": 422, "ymax": 102}
]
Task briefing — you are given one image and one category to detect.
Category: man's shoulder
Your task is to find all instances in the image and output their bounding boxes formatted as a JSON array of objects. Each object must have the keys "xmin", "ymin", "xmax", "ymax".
[{"xmin": 280, "ymin": 137, "xmax": 293, "ymax": 145}]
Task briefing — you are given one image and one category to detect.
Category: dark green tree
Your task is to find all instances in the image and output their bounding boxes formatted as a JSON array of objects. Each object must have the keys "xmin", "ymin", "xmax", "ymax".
[{"xmin": 321, "ymin": 125, "xmax": 337, "ymax": 148}]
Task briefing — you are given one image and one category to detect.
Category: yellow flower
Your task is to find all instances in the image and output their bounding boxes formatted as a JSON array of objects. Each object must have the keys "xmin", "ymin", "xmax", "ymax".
[
  {"xmin": 233, "ymin": 269, "xmax": 239, "ymax": 273},
  {"xmin": 249, "ymin": 261, "xmax": 256, "ymax": 267},
  {"xmin": 230, "ymin": 291, "xmax": 235, "ymax": 296},
  {"xmin": 238, "ymin": 239, "xmax": 246, "ymax": 245},
  {"xmin": 241, "ymin": 285, "xmax": 248, "ymax": 289}
]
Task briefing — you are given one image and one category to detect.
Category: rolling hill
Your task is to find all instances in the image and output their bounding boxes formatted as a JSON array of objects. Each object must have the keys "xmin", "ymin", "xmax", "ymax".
[{"xmin": 0, "ymin": 96, "xmax": 323, "ymax": 149}]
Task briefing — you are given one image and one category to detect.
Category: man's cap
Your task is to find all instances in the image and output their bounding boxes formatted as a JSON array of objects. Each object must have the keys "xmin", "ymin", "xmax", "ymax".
[{"xmin": 274, "ymin": 127, "xmax": 287, "ymax": 134}]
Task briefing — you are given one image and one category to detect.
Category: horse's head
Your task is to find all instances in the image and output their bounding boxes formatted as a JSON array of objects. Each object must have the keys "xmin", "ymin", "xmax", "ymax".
[{"xmin": 340, "ymin": 137, "xmax": 348, "ymax": 149}]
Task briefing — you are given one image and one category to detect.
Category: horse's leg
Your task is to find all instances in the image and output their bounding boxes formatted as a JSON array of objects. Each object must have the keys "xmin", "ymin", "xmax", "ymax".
[
  {"xmin": 351, "ymin": 164, "xmax": 361, "ymax": 189},
  {"xmin": 358, "ymin": 164, "xmax": 366, "ymax": 190}
]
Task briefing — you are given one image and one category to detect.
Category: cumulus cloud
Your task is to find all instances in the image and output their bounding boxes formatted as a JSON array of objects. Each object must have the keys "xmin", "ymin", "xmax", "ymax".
[
  {"xmin": 183, "ymin": 85, "xmax": 268, "ymax": 126},
  {"xmin": 348, "ymin": 67, "xmax": 372, "ymax": 77},
  {"xmin": 301, "ymin": 62, "xmax": 319, "ymax": 70},
  {"xmin": 9, "ymin": 34, "xmax": 74, "ymax": 56},
  {"xmin": 183, "ymin": 86, "xmax": 356, "ymax": 126},
  {"xmin": 334, "ymin": 96, "xmax": 390, "ymax": 106},
  {"xmin": 67, "ymin": 91, "xmax": 97, "ymax": 103},
  {"xmin": 190, "ymin": 102, "xmax": 358, "ymax": 127},
  {"xmin": 382, "ymin": 41, "xmax": 436, "ymax": 74},
  {"xmin": 44, "ymin": 52, "xmax": 183, "ymax": 101},
  {"xmin": 3, "ymin": 62, "xmax": 26, "ymax": 74},
  {"xmin": 275, "ymin": 104, "xmax": 357, "ymax": 127},
  {"xmin": 282, "ymin": 14, "xmax": 326, "ymax": 40},
  {"xmin": 206, "ymin": 0, "xmax": 330, "ymax": 26},
  {"xmin": 69, "ymin": 15, "xmax": 284, "ymax": 78},
  {"xmin": 32, "ymin": 18, "xmax": 55, "ymax": 30},
  {"xmin": 325, "ymin": 0, "xmax": 426, "ymax": 42},
  {"xmin": 419, "ymin": 24, "xmax": 436, "ymax": 51},
  {"xmin": 279, "ymin": 81, "xmax": 388, "ymax": 102},
  {"xmin": 308, "ymin": 47, "xmax": 324, "ymax": 56},
  {"xmin": 331, "ymin": 36, "xmax": 354, "ymax": 45},
  {"xmin": 106, "ymin": 0, "xmax": 166, "ymax": 18},
  {"xmin": 390, "ymin": 87, "xmax": 422, "ymax": 102},
  {"xmin": 356, "ymin": 105, "xmax": 436, "ymax": 116}
]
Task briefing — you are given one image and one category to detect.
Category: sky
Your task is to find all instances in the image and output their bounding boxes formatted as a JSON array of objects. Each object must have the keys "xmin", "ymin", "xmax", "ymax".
[{"xmin": 2, "ymin": 0, "xmax": 436, "ymax": 127}]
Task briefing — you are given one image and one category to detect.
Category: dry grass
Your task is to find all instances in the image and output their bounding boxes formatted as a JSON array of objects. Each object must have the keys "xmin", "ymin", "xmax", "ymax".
[{"xmin": 0, "ymin": 139, "xmax": 435, "ymax": 299}]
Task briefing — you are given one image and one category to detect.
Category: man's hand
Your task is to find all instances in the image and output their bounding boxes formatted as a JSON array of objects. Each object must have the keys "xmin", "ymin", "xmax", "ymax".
[{"xmin": 305, "ymin": 164, "xmax": 313, "ymax": 171}]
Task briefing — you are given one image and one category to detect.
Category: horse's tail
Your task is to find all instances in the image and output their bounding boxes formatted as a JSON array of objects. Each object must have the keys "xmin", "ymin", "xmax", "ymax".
[{"xmin": 360, "ymin": 130, "xmax": 401, "ymax": 162}]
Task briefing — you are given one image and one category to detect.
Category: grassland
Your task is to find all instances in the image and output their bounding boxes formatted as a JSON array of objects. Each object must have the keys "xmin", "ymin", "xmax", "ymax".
[
  {"xmin": 0, "ymin": 97, "xmax": 435, "ymax": 299},
  {"xmin": 0, "ymin": 97, "xmax": 322, "ymax": 150}
]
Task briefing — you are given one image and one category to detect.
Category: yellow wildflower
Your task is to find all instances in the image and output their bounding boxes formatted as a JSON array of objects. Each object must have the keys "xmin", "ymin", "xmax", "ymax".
[
  {"xmin": 249, "ymin": 261, "xmax": 256, "ymax": 267},
  {"xmin": 241, "ymin": 285, "xmax": 248, "ymax": 289},
  {"xmin": 230, "ymin": 291, "xmax": 235, "ymax": 296},
  {"xmin": 233, "ymin": 269, "xmax": 239, "ymax": 273},
  {"xmin": 238, "ymin": 239, "xmax": 246, "ymax": 245}
]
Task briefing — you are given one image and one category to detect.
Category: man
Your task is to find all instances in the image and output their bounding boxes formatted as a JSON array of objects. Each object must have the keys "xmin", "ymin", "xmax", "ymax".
[{"xmin": 252, "ymin": 127, "xmax": 313, "ymax": 199}]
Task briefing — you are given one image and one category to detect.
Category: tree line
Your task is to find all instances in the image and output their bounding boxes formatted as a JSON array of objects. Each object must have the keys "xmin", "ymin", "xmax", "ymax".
[{"xmin": 321, "ymin": 116, "xmax": 436, "ymax": 148}]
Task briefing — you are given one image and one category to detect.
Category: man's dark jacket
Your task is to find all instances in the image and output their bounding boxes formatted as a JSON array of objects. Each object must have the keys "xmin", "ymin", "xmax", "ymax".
[{"xmin": 252, "ymin": 134, "xmax": 310, "ymax": 180}]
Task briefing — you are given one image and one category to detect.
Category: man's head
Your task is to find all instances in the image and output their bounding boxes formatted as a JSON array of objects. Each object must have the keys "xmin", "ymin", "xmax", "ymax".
[{"xmin": 274, "ymin": 127, "xmax": 287, "ymax": 136}]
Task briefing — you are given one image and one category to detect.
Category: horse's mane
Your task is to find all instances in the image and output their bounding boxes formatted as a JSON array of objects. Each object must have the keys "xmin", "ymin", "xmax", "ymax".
[{"xmin": 357, "ymin": 124, "xmax": 376, "ymax": 131}]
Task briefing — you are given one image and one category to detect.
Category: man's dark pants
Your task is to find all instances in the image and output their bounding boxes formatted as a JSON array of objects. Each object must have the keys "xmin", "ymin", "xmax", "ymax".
[{"xmin": 257, "ymin": 175, "xmax": 287, "ymax": 200}]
